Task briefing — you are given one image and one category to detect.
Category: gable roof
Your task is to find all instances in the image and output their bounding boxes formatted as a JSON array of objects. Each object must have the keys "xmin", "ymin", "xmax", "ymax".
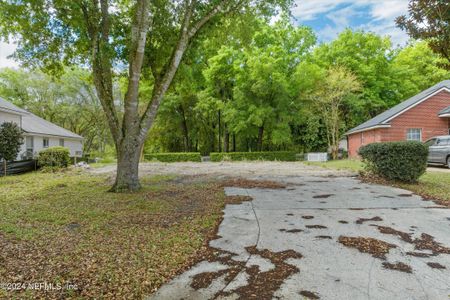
[
  {"xmin": 0, "ymin": 97, "xmax": 83, "ymax": 139},
  {"xmin": 0, "ymin": 97, "xmax": 29, "ymax": 115},
  {"xmin": 439, "ymin": 105, "xmax": 450, "ymax": 116},
  {"xmin": 346, "ymin": 80, "xmax": 450, "ymax": 135}
]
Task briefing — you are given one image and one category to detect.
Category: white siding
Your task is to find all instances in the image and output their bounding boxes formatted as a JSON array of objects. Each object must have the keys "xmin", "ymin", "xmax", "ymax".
[
  {"xmin": 0, "ymin": 110, "xmax": 21, "ymax": 126},
  {"xmin": 18, "ymin": 135, "xmax": 83, "ymax": 160}
]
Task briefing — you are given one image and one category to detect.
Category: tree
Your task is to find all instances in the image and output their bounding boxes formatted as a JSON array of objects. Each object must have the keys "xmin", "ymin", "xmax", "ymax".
[
  {"xmin": 308, "ymin": 66, "xmax": 361, "ymax": 160},
  {"xmin": 229, "ymin": 19, "xmax": 316, "ymax": 151},
  {"xmin": 0, "ymin": 122, "xmax": 24, "ymax": 162},
  {"xmin": 396, "ymin": 0, "xmax": 450, "ymax": 69},
  {"xmin": 0, "ymin": 0, "xmax": 291, "ymax": 192},
  {"xmin": 391, "ymin": 41, "xmax": 450, "ymax": 100}
]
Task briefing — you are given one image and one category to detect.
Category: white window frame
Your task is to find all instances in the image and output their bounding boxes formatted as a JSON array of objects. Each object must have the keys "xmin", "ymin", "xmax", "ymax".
[
  {"xmin": 43, "ymin": 137, "xmax": 49, "ymax": 148},
  {"xmin": 406, "ymin": 128, "xmax": 422, "ymax": 142},
  {"xmin": 59, "ymin": 138, "xmax": 64, "ymax": 147}
]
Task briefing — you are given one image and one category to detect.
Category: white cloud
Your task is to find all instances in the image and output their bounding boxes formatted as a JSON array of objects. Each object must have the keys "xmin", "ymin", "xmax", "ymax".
[
  {"xmin": 293, "ymin": 0, "xmax": 410, "ymax": 45},
  {"xmin": 0, "ymin": 41, "xmax": 18, "ymax": 69}
]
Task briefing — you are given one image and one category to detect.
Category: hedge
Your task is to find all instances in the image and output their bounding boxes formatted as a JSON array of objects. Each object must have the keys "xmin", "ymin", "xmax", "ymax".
[
  {"xmin": 210, "ymin": 151, "xmax": 297, "ymax": 162},
  {"xmin": 37, "ymin": 146, "xmax": 71, "ymax": 169},
  {"xmin": 358, "ymin": 141, "xmax": 428, "ymax": 182},
  {"xmin": 144, "ymin": 152, "xmax": 202, "ymax": 162}
]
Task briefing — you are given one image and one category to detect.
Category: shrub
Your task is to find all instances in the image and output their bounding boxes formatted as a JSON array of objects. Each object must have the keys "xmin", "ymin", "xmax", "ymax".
[
  {"xmin": 210, "ymin": 151, "xmax": 297, "ymax": 162},
  {"xmin": 358, "ymin": 141, "xmax": 428, "ymax": 182},
  {"xmin": 0, "ymin": 122, "xmax": 23, "ymax": 162},
  {"xmin": 37, "ymin": 146, "xmax": 71, "ymax": 169},
  {"xmin": 144, "ymin": 152, "xmax": 202, "ymax": 162}
]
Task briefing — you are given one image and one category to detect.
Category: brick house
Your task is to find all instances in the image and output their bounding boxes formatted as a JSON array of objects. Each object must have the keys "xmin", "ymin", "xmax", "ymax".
[{"xmin": 346, "ymin": 80, "xmax": 450, "ymax": 158}]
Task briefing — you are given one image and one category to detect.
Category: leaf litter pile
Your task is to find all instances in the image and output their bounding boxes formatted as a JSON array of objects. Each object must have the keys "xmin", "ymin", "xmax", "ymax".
[{"xmin": 0, "ymin": 173, "xmax": 285, "ymax": 299}]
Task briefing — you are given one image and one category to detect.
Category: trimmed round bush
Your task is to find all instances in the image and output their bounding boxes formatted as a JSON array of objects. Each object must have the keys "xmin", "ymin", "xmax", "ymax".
[
  {"xmin": 37, "ymin": 146, "xmax": 71, "ymax": 169},
  {"xmin": 358, "ymin": 141, "xmax": 428, "ymax": 182}
]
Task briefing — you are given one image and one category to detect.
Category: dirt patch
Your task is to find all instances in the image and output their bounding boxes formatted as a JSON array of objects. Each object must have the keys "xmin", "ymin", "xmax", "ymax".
[
  {"xmin": 338, "ymin": 236, "xmax": 396, "ymax": 259},
  {"xmin": 225, "ymin": 195, "xmax": 254, "ymax": 204},
  {"xmin": 355, "ymin": 216, "xmax": 383, "ymax": 224},
  {"xmin": 376, "ymin": 226, "xmax": 450, "ymax": 255},
  {"xmin": 406, "ymin": 252, "xmax": 431, "ymax": 258},
  {"xmin": 302, "ymin": 215, "xmax": 314, "ymax": 219},
  {"xmin": 313, "ymin": 194, "xmax": 334, "ymax": 199},
  {"xmin": 215, "ymin": 246, "xmax": 303, "ymax": 299},
  {"xmin": 191, "ymin": 270, "xmax": 229, "ymax": 289},
  {"xmin": 315, "ymin": 235, "xmax": 332, "ymax": 239},
  {"xmin": 306, "ymin": 225, "xmax": 327, "ymax": 229},
  {"xmin": 221, "ymin": 178, "xmax": 286, "ymax": 189},
  {"xmin": 286, "ymin": 229, "xmax": 304, "ymax": 233},
  {"xmin": 299, "ymin": 290, "xmax": 320, "ymax": 299},
  {"xmin": 427, "ymin": 262, "xmax": 446, "ymax": 269},
  {"xmin": 382, "ymin": 262, "xmax": 412, "ymax": 273}
]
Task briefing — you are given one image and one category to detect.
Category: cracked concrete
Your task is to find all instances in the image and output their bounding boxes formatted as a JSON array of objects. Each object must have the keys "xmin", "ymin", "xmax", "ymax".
[{"xmin": 147, "ymin": 175, "xmax": 450, "ymax": 300}]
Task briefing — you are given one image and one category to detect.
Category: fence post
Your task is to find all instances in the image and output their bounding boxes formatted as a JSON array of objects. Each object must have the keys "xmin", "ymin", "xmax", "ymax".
[{"xmin": 3, "ymin": 160, "xmax": 6, "ymax": 177}]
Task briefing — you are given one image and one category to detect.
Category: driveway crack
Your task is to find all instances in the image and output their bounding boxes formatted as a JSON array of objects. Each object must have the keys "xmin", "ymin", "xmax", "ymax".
[{"xmin": 214, "ymin": 188, "xmax": 261, "ymax": 297}]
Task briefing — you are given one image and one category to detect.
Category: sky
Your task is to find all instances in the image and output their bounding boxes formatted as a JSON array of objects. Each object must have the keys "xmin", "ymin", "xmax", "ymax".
[
  {"xmin": 0, "ymin": 0, "xmax": 410, "ymax": 69},
  {"xmin": 292, "ymin": 0, "xmax": 410, "ymax": 45}
]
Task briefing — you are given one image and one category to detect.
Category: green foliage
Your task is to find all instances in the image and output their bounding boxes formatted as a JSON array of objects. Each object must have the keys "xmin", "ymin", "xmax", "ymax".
[
  {"xmin": 144, "ymin": 153, "xmax": 202, "ymax": 163},
  {"xmin": 396, "ymin": 0, "xmax": 450, "ymax": 69},
  {"xmin": 37, "ymin": 147, "xmax": 71, "ymax": 169},
  {"xmin": 210, "ymin": 151, "xmax": 296, "ymax": 162},
  {"xmin": 0, "ymin": 122, "xmax": 23, "ymax": 162},
  {"xmin": 359, "ymin": 142, "xmax": 428, "ymax": 182}
]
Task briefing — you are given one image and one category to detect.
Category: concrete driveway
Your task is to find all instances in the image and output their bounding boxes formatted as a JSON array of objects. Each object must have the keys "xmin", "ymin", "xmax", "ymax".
[{"xmin": 148, "ymin": 175, "xmax": 450, "ymax": 300}]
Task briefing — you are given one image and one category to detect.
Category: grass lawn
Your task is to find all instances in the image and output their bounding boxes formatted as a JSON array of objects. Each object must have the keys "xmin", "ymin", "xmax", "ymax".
[
  {"xmin": 307, "ymin": 159, "xmax": 450, "ymax": 205},
  {"xmin": 0, "ymin": 170, "xmax": 228, "ymax": 299},
  {"xmin": 304, "ymin": 159, "xmax": 363, "ymax": 172}
]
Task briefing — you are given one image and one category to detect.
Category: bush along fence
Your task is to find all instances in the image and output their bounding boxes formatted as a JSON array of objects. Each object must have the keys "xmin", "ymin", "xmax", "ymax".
[
  {"xmin": 0, "ymin": 159, "xmax": 38, "ymax": 177},
  {"xmin": 37, "ymin": 146, "xmax": 71, "ymax": 171},
  {"xmin": 210, "ymin": 151, "xmax": 297, "ymax": 162},
  {"xmin": 144, "ymin": 152, "xmax": 202, "ymax": 162},
  {"xmin": 358, "ymin": 141, "xmax": 428, "ymax": 182}
]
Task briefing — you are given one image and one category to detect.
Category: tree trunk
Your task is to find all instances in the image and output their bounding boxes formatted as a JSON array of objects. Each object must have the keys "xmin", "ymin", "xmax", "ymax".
[
  {"xmin": 223, "ymin": 125, "xmax": 230, "ymax": 152},
  {"xmin": 180, "ymin": 105, "xmax": 190, "ymax": 152},
  {"xmin": 232, "ymin": 133, "xmax": 236, "ymax": 152},
  {"xmin": 111, "ymin": 138, "xmax": 143, "ymax": 192},
  {"xmin": 218, "ymin": 110, "xmax": 222, "ymax": 152},
  {"xmin": 257, "ymin": 126, "xmax": 264, "ymax": 151}
]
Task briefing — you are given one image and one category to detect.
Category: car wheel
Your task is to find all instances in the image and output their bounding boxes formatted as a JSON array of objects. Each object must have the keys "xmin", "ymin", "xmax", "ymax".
[{"xmin": 447, "ymin": 157, "xmax": 450, "ymax": 169}]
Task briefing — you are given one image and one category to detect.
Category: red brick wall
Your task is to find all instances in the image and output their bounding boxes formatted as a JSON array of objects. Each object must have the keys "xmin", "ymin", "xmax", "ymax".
[{"xmin": 348, "ymin": 90, "xmax": 450, "ymax": 158}]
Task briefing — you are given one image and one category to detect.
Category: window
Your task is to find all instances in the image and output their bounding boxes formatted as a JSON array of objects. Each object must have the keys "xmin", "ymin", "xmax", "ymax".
[
  {"xmin": 25, "ymin": 136, "xmax": 34, "ymax": 158},
  {"xmin": 59, "ymin": 138, "xmax": 64, "ymax": 147},
  {"xmin": 436, "ymin": 138, "xmax": 450, "ymax": 146},
  {"xmin": 43, "ymin": 138, "xmax": 49, "ymax": 148},
  {"xmin": 406, "ymin": 129, "xmax": 422, "ymax": 141}
]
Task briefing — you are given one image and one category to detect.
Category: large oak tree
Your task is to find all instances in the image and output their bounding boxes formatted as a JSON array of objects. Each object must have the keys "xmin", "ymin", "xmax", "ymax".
[{"xmin": 0, "ymin": 0, "xmax": 291, "ymax": 191}]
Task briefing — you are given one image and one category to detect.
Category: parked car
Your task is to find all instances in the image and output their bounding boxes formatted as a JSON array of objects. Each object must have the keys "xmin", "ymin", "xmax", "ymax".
[{"xmin": 424, "ymin": 135, "xmax": 450, "ymax": 168}]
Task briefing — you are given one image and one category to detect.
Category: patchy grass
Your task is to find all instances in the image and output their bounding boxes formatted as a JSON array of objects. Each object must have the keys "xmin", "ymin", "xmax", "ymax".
[
  {"xmin": 304, "ymin": 159, "xmax": 363, "ymax": 172},
  {"xmin": 0, "ymin": 171, "xmax": 228, "ymax": 299},
  {"xmin": 396, "ymin": 172, "xmax": 450, "ymax": 205}
]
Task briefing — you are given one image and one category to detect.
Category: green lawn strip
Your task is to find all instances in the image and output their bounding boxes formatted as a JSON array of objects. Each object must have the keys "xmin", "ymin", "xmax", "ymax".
[
  {"xmin": 304, "ymin": 159, "xmax": 363, "ymax": 172},
  {"xmin": 0, "ymin": 171, "xmax": 226, "ymax": 299}
]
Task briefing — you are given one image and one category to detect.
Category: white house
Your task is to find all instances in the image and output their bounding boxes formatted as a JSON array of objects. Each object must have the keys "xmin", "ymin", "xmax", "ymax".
[{"xmin": 0, "ymin": 97, "xmax": 83, "ymax": 160}]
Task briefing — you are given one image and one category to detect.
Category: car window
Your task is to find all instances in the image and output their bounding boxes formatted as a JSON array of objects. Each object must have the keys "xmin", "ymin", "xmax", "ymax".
[
  {"xmin": 435, "ymin": 138, "xmax": 450, "ymax": 146},
  {"xmin": 424, "ymin": 139, "xmax": 436, "ymax": 147}
]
